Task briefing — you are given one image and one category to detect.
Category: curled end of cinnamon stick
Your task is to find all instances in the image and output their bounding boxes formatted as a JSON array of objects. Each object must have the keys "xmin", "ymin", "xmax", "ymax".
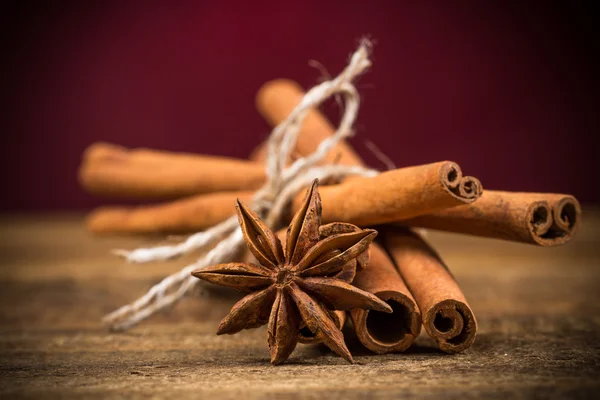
[
  {"xmin": 298, "ymin": 310, "xmax": 346, "ymax": 344},
  {"xmin": 424, "ymin": 299, "xmax": 476, "ymax": 354},
  {"xmin": 528, "ymin": 195, "xmax": 582, "ymax": 246},
  {"xmin": 351, "ymin": 291, "xmax": 421, "ymax": 354},
  {"xmin": 439, "ymin": 162, "xmax": 482, "ymax": 203},
  {"xmin": 526, "ymin": 201, "xmax": 553, "ymax": 244}
]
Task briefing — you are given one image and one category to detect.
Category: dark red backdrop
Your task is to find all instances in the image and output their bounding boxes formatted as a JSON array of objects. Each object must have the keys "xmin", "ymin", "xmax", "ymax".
[{"xmin": 2, "ymin": 1, "xmax": 597, "ymax": 211}]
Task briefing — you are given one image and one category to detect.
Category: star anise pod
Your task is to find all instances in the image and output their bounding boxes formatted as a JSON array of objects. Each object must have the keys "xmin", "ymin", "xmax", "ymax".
[{"xmin": 192, "ymin": 179, "xmax": 392, "ymax": 365}]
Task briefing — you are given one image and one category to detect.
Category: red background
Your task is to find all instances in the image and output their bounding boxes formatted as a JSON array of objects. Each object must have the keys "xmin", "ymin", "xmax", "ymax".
[{"xmin": 2, "ymin": 1, "xmax": 597, "ymax": 211}]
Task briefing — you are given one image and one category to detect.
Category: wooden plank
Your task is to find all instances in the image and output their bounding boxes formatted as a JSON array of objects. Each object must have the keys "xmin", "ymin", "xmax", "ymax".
[{"xmin": 1, "ymin": 212, "xmax": 599, "ymax": 398}]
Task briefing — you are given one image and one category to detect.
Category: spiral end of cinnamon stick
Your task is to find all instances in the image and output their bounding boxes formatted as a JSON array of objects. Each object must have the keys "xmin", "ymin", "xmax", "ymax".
[
  {"xmin": 424, "ymin": 299, "xmax": 476, "ymax": 354},
  {"xmin": 351, "ymin": 291, "xmax": 421, "ymax": 354},
  {"xmin": 528, "ymin": 195, "xmax": 582, "ymax": 246},
  {"xmin": 439, "ymin": 162, "xmax": 482, "ymax": 203}
]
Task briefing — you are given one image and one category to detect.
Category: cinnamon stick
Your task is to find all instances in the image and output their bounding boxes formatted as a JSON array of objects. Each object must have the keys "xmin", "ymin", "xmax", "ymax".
[
  {"xmin": 401, "ymin": 191, "xmax": 582, "ymax": 246},
  {"xmin": 87, "ymin": 191, "xmax": 254, "ymax": 234},
  {"xmin": 350, "ymin": 243, "xmax": 421, "ymax": 354},
  {"xmin": 86, "ymin": 161, "xmax": 482, "ymax": 235},
  {"xmin": 303, "ymin": 161, "xmax": 482, "ymax": 226},
  {"xmin": 383, "ymin": 227, "xmax": 477, "ymax": 353},
  {"xmin": 252, "ymin": 79, "xmax": 364, "ymax": 166},
  {"xmin": 79, "ymin": 142, "xmax": 266, "ymax": 199}
]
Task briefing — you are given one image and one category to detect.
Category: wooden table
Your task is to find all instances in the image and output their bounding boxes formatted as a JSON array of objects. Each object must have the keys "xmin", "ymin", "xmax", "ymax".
[{"xmin": 1, "ymin": 213, "xmax": 599, "ymax": 398}]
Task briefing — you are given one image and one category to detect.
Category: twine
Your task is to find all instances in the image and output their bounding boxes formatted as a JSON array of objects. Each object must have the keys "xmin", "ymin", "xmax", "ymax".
[{"xmin": 103, "ymin": 39, "xmax": 378, "ymax": 331}]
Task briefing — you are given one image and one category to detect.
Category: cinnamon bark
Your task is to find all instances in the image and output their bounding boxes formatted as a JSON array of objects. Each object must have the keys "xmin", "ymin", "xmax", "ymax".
[
  {"xmin": 79, "ymin": 142, "xmax": 266, "ymax": 199},
  {"xmin": 86, "ymin": 162, "xmax": 482, "ymax": 235},
  {"xmin": 350, "ymin": 242, "xmax": 421, "ymax": 354},
  {"xmin": 251, "ymin": 79, "xmax": 364, "ymax": 166},
  {"xmin": 304, "ymin": 161, "xmax": 482, "ymax": 226},
  {"xmin": 401, "ymin": 191, "xmax": 582, "ymax": 246},
  {"xmin": 383, "ymin": 227, "xmax": 477, "ymax": 353},
  {"xmin": 87, "ymin": 192, "xmax": 254, "ymax": 234}
]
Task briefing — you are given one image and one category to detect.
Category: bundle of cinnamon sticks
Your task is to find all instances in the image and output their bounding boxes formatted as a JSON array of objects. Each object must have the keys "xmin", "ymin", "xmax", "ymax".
[{"xmin": 80, "ymin": 79, "xmax": 581, "ymax": 355}]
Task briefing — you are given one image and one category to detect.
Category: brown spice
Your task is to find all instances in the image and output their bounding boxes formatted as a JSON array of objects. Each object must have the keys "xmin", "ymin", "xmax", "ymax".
[
  {"xmin": 242, "ymin": 224, "xmax": 366, "ymax": 345},
  {"xmin": 350, "ymin": 242, "xmax": 421, "ymax": 354},
  {"xmin": 298, "ymin": 310, "xmax": 347, "ymax": 344},
  {"xmin": 401, "ymin": 190, "xmax": 582, "ymax": 246},
  {"xmin": 383, "ymin": 227, "xmax": 477, "ymax": 353},
  {"xmin": 299, "ymin": 161, "xmax": 482, "ymax": 226},
  {"xmin": 86, "ymin": 191, "xmax": 254, "ymax": 235},
  {"xmin": 79, "ymin": 142, "xmax": 265, "ymax": 199},
  {"xmin": 191, "ymin": 180, "xmax": 391, "ymax": 365}
]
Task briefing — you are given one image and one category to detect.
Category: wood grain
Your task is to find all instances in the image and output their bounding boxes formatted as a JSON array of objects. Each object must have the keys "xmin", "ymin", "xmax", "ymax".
[{"xmin": 1, "ymin": 212, "xmax": 600, "ymax": 398}]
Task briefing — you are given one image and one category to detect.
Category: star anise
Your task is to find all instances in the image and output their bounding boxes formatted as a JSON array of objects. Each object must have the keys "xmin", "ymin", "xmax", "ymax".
[{"xmin": 192, "ymin": 179, "xmax": 392, "ymax": 365}]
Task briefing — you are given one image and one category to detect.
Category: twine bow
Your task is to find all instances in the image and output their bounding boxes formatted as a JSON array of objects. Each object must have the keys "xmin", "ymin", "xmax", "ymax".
[{"xmin": 104, "ymin": 39, "xmax": 379, "ymax": 331}]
